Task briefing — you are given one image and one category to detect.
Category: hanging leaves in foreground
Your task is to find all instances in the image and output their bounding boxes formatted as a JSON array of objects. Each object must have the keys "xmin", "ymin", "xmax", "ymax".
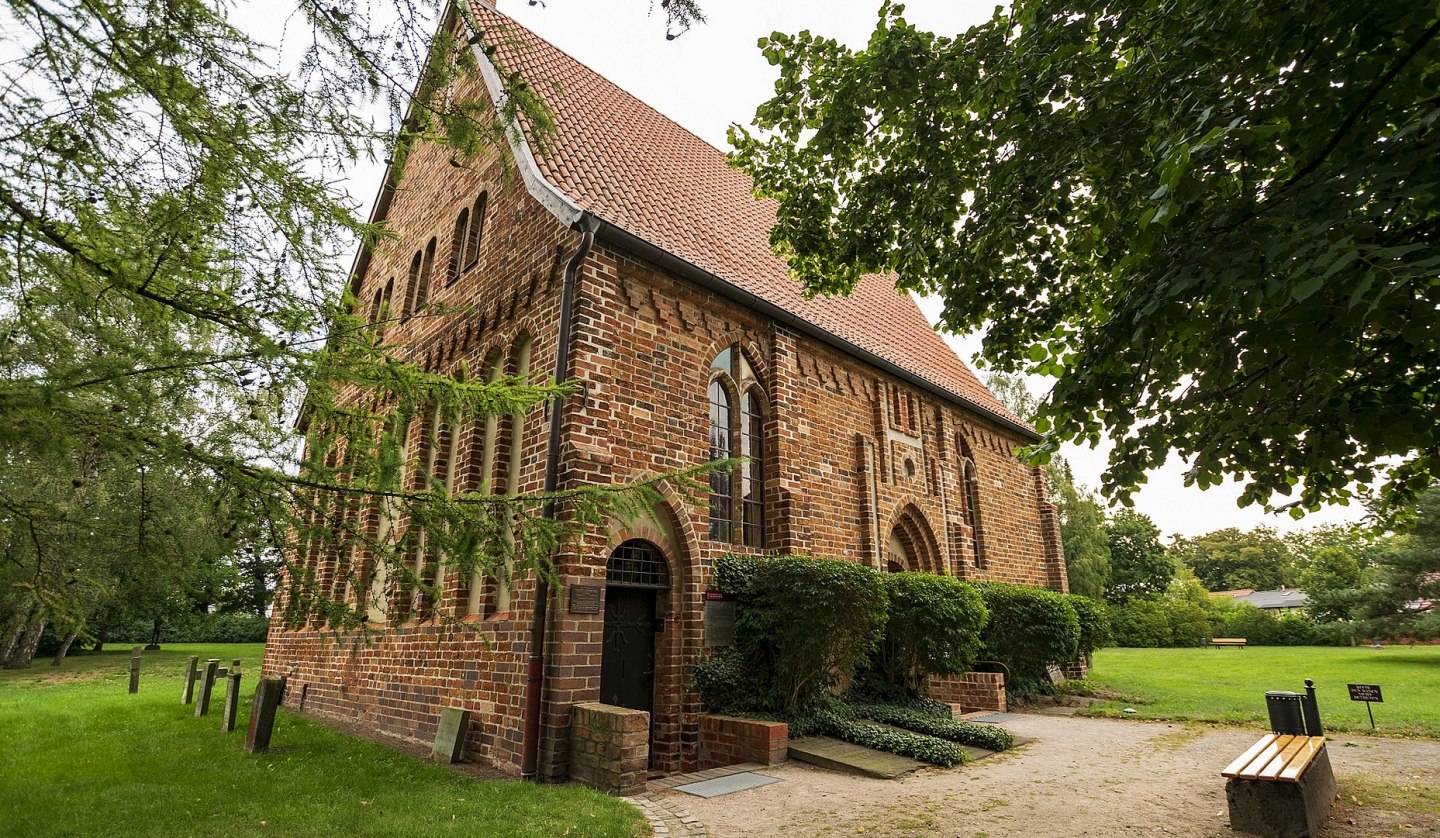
[{"xmin": 732, "ymin": 0, "xmax": 1440, "ymax": 516}]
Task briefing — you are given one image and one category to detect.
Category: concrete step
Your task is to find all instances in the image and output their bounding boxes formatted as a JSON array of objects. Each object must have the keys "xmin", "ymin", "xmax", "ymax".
[{"xmin": 787, "ymin": 736, "xmax": 923, "ymax": 779}]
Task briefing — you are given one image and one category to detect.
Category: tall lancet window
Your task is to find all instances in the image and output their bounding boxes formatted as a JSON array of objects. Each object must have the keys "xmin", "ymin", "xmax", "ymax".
[{"xmin": 708, "ymin": 345, "xmax": 766, "ymax": 547}]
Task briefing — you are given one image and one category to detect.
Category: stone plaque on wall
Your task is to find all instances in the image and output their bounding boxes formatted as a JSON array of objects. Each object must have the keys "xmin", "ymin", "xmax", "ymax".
[
  {"xmin": 569, "ymin": 583, "xmax": 602, "ymax": 614},
  {"xmin": 704, "ymin": 590, "xmax": 737, "ymax": 648}
]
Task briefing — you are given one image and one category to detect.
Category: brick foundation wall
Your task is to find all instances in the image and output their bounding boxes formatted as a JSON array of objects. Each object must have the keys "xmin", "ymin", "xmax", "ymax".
[
  {"xmin": 568, "ymin": 703, "xmax": 649, "ymax": 795},
  {"xmin": 928, "ymin": 672, "xmax": 1007, "ymax": 713},
  {"xmin": 697, "ymin": 715, "xmax": 787, "ymax": 770}
]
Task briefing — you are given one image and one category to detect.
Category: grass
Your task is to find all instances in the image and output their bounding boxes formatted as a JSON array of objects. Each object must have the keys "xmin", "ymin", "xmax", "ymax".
[
  {"xmin": 1079, "ymin": 645, "xmax": 1440, "ymax": 738},
  {"xmin": 0, "ymin": 643, "xmax": 646, "ymax": 838}
]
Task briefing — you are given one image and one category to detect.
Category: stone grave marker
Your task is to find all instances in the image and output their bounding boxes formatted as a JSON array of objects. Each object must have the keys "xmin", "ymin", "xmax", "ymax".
[
  {"xmin": 194, "ymin": 659, "xmax": 220, "ymax": 717},
  {"xmin": 180, "ymin": 656, "xmax": 199, "ymax": 704},
  {"xmin": 245, "ymin": 677, "xmax": 284, "ymax": 754},
  {"xmin": 432, "ymin": 707, "xmax": 471, "ymax": 764},
  {"xmin": 128, "ymin": 646, "xmax": 142, "ymax": 694},
  {"xmin": 220, "ymin": 671, "xmax": 243, "ymax": 733}
]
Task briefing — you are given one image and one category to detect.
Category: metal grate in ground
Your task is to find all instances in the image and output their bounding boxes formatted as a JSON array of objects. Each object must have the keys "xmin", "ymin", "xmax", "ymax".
[{"xmin": 673, "ymin": 771, "xmax": 781, "ymax": 798}]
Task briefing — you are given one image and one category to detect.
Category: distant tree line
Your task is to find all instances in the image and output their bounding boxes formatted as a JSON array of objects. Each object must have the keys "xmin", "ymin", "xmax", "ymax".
[{"xmin": 989, "ymin": 374, "xmax": 1440, "ymax": 647}]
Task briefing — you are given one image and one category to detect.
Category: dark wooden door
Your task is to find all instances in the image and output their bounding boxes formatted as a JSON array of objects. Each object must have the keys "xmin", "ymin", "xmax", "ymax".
[{"xmin": 600, "ymin": 587, "xmax": 656, "ymax": 712}]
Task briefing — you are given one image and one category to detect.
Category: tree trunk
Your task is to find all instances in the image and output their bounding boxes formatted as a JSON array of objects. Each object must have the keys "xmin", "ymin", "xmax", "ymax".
[
  {"xmin": 51, "ymin": 626, "xmax": 82, "ymax": 667},
  {"xmin": 4, "ymin": 614, "xmax": 47, "ymax": 669},
  {"xmin": 0, "ymin": 601, "xmax": 36, "ymax": 663},
  {"xmin": 145, "ymin": 617, "xmax": 162, "ymax": 651}
]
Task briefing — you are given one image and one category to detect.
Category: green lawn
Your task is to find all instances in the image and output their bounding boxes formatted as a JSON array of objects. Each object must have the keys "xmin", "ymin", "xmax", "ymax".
[
  {"xmin": 0, "ymin": 643, "xmax": 645, "ymax": 838},
  {"xmin": 1080, "ymin": 645, "xmax": 1440, "ymax": 738}
]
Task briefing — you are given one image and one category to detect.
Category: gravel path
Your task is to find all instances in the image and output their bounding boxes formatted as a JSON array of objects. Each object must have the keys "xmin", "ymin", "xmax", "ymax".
[{"xmin": 663, "ymin": 714, "xmax": 1440, "ymax": 837}]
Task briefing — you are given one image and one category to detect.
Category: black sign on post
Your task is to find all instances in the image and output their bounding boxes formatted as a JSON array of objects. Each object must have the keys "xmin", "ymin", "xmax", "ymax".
[
  {"xmin": 1347, "ymin": 683, "xmax": 1383, "ymax": 729},
  {"xmin": 1347, "ymin": 683, "xmax": 1383, "ymax": 702}
]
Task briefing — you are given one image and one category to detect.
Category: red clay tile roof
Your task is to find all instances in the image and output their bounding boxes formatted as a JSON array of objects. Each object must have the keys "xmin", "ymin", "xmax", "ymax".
[{"xmin": 470, "ymin": 3, "xmax": 1025, "ymax": 429}]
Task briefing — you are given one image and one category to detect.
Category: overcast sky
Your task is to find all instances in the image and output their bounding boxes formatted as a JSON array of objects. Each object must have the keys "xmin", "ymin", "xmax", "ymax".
[{"xmin": 357, "ymin": 0, "xmax": 1370, "ymax": 539}]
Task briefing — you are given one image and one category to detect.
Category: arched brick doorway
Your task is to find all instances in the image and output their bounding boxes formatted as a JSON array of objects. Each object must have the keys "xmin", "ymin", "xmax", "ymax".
[
  {"xmin": 888, "ymin": 504, "xmax": 943, "ymax": 574},
  {"xmin": 600, "ymin": 539, "xmax": 669, "ymax": 714}
]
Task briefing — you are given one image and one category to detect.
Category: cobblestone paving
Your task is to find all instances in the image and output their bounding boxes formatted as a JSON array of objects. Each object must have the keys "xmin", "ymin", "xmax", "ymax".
[{"xmin": 626, "ymin": 791, "xmax": 709, "ymax": 837}]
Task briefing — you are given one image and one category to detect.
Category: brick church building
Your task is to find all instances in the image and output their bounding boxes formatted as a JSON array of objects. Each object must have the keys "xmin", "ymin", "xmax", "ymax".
[{"xmin": 263, "ymin": 1, "xmax": 1067, "ymax": 780}]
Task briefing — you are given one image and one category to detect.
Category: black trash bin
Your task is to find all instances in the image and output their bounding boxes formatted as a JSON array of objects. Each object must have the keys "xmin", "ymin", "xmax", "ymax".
[{"xmin": 1266, "ymin": 690, "xmax": 1306, "ymax": 734}]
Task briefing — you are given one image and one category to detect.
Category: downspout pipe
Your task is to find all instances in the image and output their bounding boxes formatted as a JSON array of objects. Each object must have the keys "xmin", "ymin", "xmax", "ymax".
[{"xmin": 521, "ymin": 216, "xmax": 596, "ymax": 780}]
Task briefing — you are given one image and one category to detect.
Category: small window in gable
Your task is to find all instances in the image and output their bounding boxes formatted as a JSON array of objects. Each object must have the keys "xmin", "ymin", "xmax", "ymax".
[
  {"xmin": 448, "ymin": 208, "xmax": 469, "ymax": 286},
  {"xmin": 465, "ymin": 192, "xmax": 487, "ymax": 269},
  {"xmin": 404, "ymin": 251, "xmax": 422, "ymax": 318},
  {"xmin": 414, "ymin": 238, "xmax": 436, "ymax": 312}
]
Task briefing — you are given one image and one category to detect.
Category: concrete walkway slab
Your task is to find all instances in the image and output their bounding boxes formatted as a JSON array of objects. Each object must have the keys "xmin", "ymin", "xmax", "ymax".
[{"xmin": 787, "ymin": 736, "xmax": 923, "ymax": 779}]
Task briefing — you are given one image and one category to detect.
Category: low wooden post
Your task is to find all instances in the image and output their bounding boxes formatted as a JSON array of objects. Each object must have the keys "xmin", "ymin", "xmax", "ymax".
[
  {"xmin": 245, "ymin": 677, "xmax": 284, "ymax": 754},
  {"xmin": 194, "ymin": 659, "xmax": 220, "ymax": 717},
  {"xmin": 128, "ymin": 646, "xmax": 142, "ymax": 694},
  {"xmin": 220, "ymin": 671, "xmax": 243, "ymax": 733},
  {"xmin": 180, "ymin": 656, "xmax": 199, "ymax": 704}
]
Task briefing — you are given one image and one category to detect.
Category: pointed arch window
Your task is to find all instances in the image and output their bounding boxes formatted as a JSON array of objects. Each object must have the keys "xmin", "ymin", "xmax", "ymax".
[
  {"xmin": 708, "ymin": 379, "xmax": 733, "ymax": 542},
  {"xmin": 416, "ymin": 238, "xmax": 436, "ymax": 311},
  {"xmin": 707, "ymin": 345, "xmax": 765, "ymax": 547},
  {"xmin": 404, "ymin": 252, "xmax": 422, "ymax": 318},
  {"xmin": 465, "ymin": 192, "xmax": 487, "ymax": 269},
  {"xmin": 448, "ymin": 208, "xmax": 469, "ymax": 286},
  {"xmin": 958, "ymin": 437, "xmax": 986, "ymax": 568},
  {"xmin": 465, "ymin": 349, "xmax": 505, "ymax": 617}
]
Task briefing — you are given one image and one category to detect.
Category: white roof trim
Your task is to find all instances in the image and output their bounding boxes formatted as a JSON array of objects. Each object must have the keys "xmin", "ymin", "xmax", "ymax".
[{"xmin": 464, "ymin": 4, "xmax": 585, "ymax": 228}]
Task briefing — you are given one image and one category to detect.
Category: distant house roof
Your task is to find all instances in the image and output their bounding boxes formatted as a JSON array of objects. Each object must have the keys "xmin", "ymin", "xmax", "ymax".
[
  {"xmin": 1237, "ymin": 589, "xmax": 1310, "ymax": 610},
  {"xmin": 1209, "ymin": 589, "xmax": 1256, "ymax": 599},
  {"xmin": 465, "ymin": 2, "xmax": 1030, "ymax": 433}
]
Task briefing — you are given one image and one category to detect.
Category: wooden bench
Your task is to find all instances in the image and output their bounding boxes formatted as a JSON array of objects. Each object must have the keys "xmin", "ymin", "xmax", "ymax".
[
  {"xmin": 1222, "ymin": 733, "xmax": 1336, "ymax": 837},
  {"xmin": 1210, "ymin": 637, "xmax": 1247, "ymax": 648}
]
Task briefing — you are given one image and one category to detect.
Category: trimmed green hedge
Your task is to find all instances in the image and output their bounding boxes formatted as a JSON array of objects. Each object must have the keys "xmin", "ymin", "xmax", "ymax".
[
  {"xmin": 848, "ymin": 702, "xmax": 1014, "ymax": 752},
  {"xmin": 976, "ymin": 582, "xmax": 1080, "ymax": 686},
  {"xmin": 1067, "ymin": 595, "xmax": 1111, "ymax": 658},
  {"xmin": 875, "ymin": 572, "xmax": 987, "ymax": 692},
  {"xmin": 817, "ymin": 713, "xmax": 966, "ymax": 767},
  {"xmin": 704, "ymin": 554, "xmax": 888, "ymax": 713}
]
